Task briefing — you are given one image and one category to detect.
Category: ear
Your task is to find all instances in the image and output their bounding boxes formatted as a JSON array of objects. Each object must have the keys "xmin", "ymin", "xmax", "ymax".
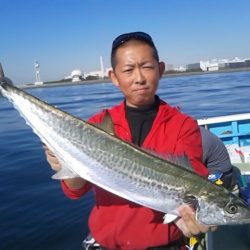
[
  {"xmin": 109, "ymin": 69, "xmax": 120, "ymax": 87},
  {"xmin": 158, "ymin": 62, "xmax": 165, "ymax": 78}
]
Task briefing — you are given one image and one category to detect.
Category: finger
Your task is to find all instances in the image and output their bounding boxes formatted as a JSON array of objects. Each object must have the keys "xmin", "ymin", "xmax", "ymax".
[
  {"xmin": 174, "ymin": 218, "xmax": 193, "ymax": 238},
  {"xmin": 51, "ymin": 163, "xmax": 61, "ymax": 171},
  {"xmin": 45, "ymin": 148, "xmax": 56, "ymax": 157},
  {"xmin": 178, "ymin": 205, "xmax": 209, "ymax": 235},
  {"xmin": 45, "ymin": 156, "xmax": 61, "ymax": 171},
  {"xmin": 178, "ymin": 205, "xmax": 195, "ymax": 222},
  {"xmin": 46, "ymin": 155, "xmax": 59, "ymax": 164},
  {"xmin": 42, "ymin": 144, "xmax": 54, "ymax": 156}
]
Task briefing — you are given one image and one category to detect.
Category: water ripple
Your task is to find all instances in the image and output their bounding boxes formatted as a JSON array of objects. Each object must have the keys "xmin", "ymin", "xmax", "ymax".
[{"xmin": 1, "ymin": 70, "xmax": 250, "ymax": 250}]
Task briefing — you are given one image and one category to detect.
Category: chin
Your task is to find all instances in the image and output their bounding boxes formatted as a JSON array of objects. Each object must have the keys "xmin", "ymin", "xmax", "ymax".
[{"xmin": 136, "ymin": 97, "xmax": 154, "ymax": 107}]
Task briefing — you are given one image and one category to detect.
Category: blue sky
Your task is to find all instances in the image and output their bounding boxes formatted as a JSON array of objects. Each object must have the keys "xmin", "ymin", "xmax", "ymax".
[{"xmin": 1, "ymin": 0, "xmax": 250, "ymax": 84}]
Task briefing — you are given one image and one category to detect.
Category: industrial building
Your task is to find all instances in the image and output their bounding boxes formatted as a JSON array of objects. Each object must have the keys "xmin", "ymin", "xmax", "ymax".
[{"xmin": 186, "ymin": 58, "xmax": 250, "ymax": 72}]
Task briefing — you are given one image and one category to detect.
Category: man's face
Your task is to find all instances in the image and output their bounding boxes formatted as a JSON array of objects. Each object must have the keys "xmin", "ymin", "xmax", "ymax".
[{"xmin": 110, "ymin": 41, "xmax": 164, "ymax": 108}]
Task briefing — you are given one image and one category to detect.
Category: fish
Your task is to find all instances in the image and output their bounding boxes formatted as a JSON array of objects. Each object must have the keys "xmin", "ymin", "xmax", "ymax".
[{"xmin": 1, "ymin": 63, "xmax": 250, "ymax": 226}]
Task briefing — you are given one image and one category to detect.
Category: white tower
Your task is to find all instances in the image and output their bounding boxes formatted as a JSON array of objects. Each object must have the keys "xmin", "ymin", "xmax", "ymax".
[
  {"xmin": 34, "ymin": 61, "xmax": 43, "ymax": 85},
  {"xmin": 100, "ymin": 56, "xmax": 104, "ymax": 79}
]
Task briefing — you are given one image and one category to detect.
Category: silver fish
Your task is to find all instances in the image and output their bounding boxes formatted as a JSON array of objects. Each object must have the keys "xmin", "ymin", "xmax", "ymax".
[{"xmin": 1, "ymin": 63, "xmax": 250, "ymax": 226}]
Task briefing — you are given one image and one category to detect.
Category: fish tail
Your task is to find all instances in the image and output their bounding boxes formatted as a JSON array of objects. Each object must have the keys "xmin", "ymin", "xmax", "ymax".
[
  {"xmin": 0, "ymin": 62, "xmax": 4, "ymax": 78},
  {"xmin": 0, "ymin": 63, "xmax": 14, "ymax": 95}
]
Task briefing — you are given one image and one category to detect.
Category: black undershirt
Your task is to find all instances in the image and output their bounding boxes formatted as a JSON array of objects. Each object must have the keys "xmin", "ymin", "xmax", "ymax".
[{"xmin": 125, "ymin": 97, "xmax": 160, "ymax": 146}]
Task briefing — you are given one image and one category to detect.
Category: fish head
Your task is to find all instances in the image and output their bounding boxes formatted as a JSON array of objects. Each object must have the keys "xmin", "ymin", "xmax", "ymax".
[{"xmin": 196, "ymin": 191, "xmax": 250, "ymax": 225}]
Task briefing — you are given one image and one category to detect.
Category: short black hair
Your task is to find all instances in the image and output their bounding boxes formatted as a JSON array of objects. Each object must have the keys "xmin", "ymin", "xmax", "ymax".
[{"xmin": 111, "ymin": 31, "xmax": 159, "ymax": 69}]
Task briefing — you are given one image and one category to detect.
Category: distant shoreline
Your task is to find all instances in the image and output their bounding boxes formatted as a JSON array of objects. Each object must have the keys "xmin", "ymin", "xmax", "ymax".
[
  {"xmin": 20, "ymin": 78, "xmax": 111, "ymax": 89},
  {"xmin": 163, "ymin": 67, "xmax": 250, "ymax": 78},
  {"xmin": 20, "ymin": 67, "xmax": 250, "ymax": 89}
]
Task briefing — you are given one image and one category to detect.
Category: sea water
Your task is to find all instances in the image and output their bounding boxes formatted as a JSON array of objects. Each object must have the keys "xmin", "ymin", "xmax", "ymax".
[{"xmin": 0, "ymin": 70, "xmax": 250, "ymax": 250}]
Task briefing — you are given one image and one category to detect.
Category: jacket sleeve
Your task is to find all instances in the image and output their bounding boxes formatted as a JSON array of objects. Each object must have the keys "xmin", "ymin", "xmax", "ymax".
[
  {"xmin": 60, "ymin": 110, "xmax": 107, "ymax": 199},
  {"xmin": 61, "ymin": 180, "xmax": 92, "ymax": 199},
  {"xmin": 176, "ymin": 116, "xmax": 208, "ymax": 178}
]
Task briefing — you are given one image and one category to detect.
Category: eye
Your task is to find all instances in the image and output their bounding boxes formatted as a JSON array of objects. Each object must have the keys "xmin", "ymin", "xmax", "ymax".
[
  {"xmin": 122, "ymin": 67, "xmax": 133, "ymax": 73},
  {"xmin": 143, "ymin": 65, "xmax": 153, "ymax": 69},
  {"xmin": 123, "ymin": 69, "xmax": 132, "ymax": 73},
  {"xmin": 225, "ymin": 203, "xmax": 238, "ymax": 214}
]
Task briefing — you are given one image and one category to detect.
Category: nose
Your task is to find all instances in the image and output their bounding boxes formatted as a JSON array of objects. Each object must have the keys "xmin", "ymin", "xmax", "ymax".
[{"xmin": 134, "ymin": 68, "xmax": 146, "ymax": 85}]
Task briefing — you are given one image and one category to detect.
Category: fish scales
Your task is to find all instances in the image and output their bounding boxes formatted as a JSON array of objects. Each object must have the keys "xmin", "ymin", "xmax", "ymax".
[
  {"xmin": 0, "ymin": 82, "xmax": 209, "ymax": 207},
  {"xmin": 1, "ymin": 74, "xmax": 250, "ymax": 226}
]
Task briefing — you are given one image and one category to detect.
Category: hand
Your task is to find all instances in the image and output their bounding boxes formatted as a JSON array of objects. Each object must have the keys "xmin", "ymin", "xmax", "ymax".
[
  {"xmin": 174, "ymin": 204, "xmax": 217, "ymax": 238},
  {"xmin": 43, "ymin": 144, "xmax": 61, "ymax": 172},
  {"xmin": 42, "ymin": 143, "xmax": 87, "ymax": 189}
]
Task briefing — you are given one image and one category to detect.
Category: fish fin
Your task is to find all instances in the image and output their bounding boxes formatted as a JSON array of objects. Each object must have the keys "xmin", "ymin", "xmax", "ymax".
[
  {"xmin": 163, "ymin": 213, "xmax": 179, "ymax": 224},
  {"xmin": 142, "ymin": 148, "xmax": 194, "ymax": 172},
  {"xmin": 165, "ymin": 154, "xmax": 194, "ymax": 171},
  {"xmin": 95, "ymin": 110, "xmax": 115, "ymax": 135},
  {"xmin": 52, "ymin": 163, "xmax": 79, "ymax": 179}
]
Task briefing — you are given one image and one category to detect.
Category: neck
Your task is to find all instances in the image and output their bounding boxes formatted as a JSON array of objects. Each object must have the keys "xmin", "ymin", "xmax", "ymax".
[{"xmin": 125, "ymin": 96, "xmax": 160, "ymax": 110}]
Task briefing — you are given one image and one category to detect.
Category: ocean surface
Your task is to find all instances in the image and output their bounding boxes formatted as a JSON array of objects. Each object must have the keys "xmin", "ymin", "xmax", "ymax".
[{"xmin": 1, "ymin": 70, "xmax": 250, "ymax": 250}]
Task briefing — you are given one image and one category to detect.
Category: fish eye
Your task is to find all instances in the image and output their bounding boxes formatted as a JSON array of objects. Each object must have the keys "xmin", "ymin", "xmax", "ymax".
[{"xmin": 225, "ymin": 203, "xmax": 238, "ymax": 214}]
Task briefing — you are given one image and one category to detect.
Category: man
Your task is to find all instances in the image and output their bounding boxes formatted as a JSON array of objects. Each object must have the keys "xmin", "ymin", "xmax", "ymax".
[
  {"xmin": 44, "ymin": 31, "xmax": 211, "ymax": 249},
  {"xmin": 200, "ymin": 126, "xmax": 238, "ymax": 192}
]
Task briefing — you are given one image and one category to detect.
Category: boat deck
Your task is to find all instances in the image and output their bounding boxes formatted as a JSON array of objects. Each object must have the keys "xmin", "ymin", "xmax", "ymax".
[
  {"xmin": 198, "ymin": 114, "xmax": 250, "ymax": 249},
  {"xmin": 208, "ymin": 224, "xmax": 250, "ymax": 250}
]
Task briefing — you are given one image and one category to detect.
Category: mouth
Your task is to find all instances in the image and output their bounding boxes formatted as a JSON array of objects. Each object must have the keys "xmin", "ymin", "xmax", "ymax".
[{"xmin": 133, "ymin": 87, "xmax": 149, "ymax": 93}]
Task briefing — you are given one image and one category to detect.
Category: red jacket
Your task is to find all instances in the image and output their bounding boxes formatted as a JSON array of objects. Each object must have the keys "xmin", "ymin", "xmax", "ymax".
[{"xmin": 62, "ymin": 99, "xmax": 208, "ymax": 250}]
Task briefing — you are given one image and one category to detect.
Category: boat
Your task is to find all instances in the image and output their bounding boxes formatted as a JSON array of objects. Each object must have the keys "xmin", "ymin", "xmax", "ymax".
[
  {"xmin": 198, "ymin": 112, "xmax": 250, "ymax": 200},
  {"xmin": 197, "ymin": 113, "xmax": 250, "ymax": 250}
]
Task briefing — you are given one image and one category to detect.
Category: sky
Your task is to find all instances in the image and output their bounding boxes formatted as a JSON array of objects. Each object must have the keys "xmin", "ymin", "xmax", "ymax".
[{"xmin": 1, "ymin": 0, "xmax": 250, "ymax": 84}]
